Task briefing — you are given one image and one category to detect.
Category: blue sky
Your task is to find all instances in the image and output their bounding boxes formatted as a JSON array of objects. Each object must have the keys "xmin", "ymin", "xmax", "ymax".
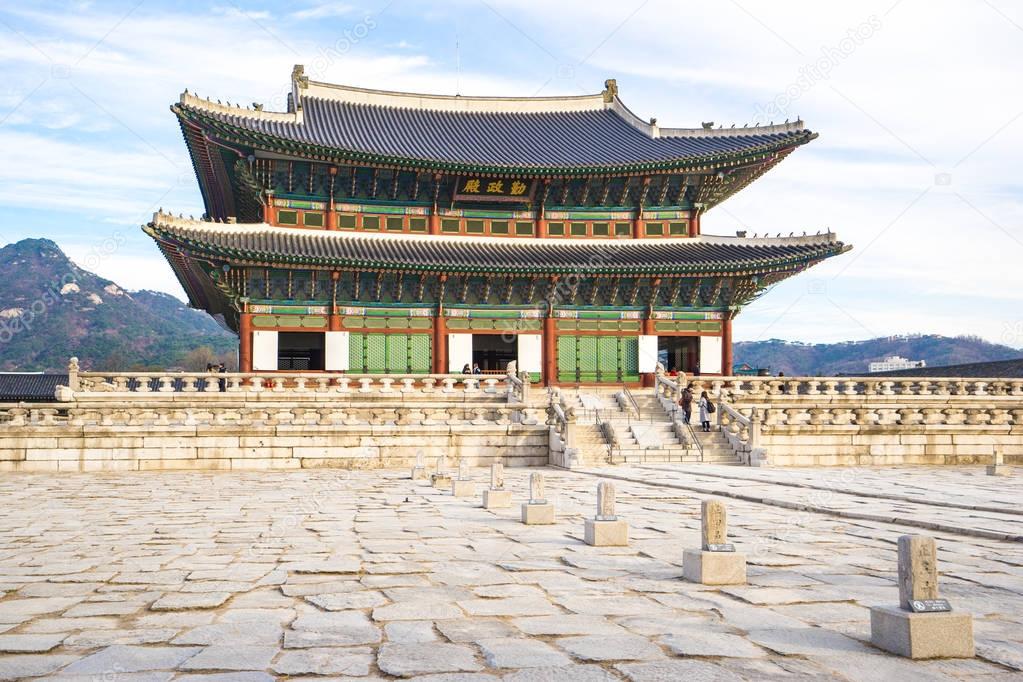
[{"xmin": 0, "ymin": 0, "xmax": 1021, "ymax": 346}]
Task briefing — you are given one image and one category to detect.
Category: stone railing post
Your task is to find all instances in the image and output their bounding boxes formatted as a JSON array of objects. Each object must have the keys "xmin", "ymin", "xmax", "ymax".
[{"xmin": 67, "ymin": 357, "xmax": 80, "ymax": 391}]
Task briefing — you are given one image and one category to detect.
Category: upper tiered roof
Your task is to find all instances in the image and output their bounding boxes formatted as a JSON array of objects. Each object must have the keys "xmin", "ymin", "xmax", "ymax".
[{"xmin": 173, "ymin": 66, "xmax": 816, "ymax": 176}]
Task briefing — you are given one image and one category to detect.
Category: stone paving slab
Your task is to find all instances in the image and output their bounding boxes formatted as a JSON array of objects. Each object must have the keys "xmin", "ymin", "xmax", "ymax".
[{"xmin": 0, "ymin": 467, "xmax": 1020, "ymax": 679}]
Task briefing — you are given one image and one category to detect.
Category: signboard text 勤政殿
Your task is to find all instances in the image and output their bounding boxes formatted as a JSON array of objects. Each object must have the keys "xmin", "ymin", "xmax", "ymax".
[{"xmin": 453, "ymin": 177, "xmax": 535, "ymax": 203}]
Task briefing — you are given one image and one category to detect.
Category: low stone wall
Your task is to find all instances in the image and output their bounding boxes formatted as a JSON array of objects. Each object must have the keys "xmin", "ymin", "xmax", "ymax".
[
  {"xmin": 757, "ymin": 429, "xmax": 1022, "ymax": 467},
  {"xmin": 0, "ymin": 400, "xmax": 548, "ymax": 472},
  {"xmin": 688, "ymin": 374, "xmax": 1023, "ymax": 467}
]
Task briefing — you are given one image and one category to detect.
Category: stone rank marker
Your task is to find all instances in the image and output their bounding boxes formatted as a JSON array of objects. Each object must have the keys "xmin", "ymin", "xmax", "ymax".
[
  {"xmin": 431, "ymin": 454, "xmax": 452, "ymax": 488},
  {"xmin": 451, "ymin": 458, "xmax": 475, "ymax": 498},
  {"xmin": 870, "ymin": 534, "xmax": 974, "ymax": 659},
  {"xmin": 482, "ymin": 462, "xmax": 512, "ymax": 509},
  {"xmin": 411, "ymin": 451, "xmax": 428, "ymax": 483},
  {"xmin": 521, "ymin": 472, "xmax": 555, "ymax": 525},
  {"xmin": 583, "ymin": 481, "xmax": 628, "ymax": 546},
  {"xmin": 682, "ymin": 499, "xmax": 746, "ymax": 585},
  {"xmin": 987, "ymin": 448, "xmax": 1010, "ymax": 476}
]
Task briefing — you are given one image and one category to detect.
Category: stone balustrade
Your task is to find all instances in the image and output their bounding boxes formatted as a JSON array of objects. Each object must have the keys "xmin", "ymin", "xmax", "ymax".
[
  {"xmin": 546, "ymin": 388, "xmax": 580, "ymax": 468},
  {"xmin": 70, "ymin": 371, "xmax": 513, "ymax": 402},
  {"xmin": 1, "ymin": 401, "xmax": 542, "ymax": 429},
  {"xmin": 680, "ymin": 376, "xmax": 1023, "ymax": 401},
  {"xmin": 700, "ymin": 377, "xmax": 1023, "ymax": 467}
]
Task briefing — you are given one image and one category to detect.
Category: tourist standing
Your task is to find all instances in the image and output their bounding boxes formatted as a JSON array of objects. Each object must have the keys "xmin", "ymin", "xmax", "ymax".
[
  {"xmin": 698, "ymin": 390, "xmax": 712, "ymax": 432},
  {"xmin": 462, "ymin": 363, "xmax": 472, "ymax": 374},
  {"xmin": 472, "ymin": 363, "xmax": 482, "ymax": 375},
  {"xmin": 680, "ymin": 383, "xmax": 694, "ymax": 424}
]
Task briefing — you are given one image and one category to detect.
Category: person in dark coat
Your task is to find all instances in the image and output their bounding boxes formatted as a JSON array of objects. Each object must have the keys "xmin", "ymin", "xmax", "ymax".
[{"xmin": 680, "ymin": 384, "xmax": 694, "ymax": 424}]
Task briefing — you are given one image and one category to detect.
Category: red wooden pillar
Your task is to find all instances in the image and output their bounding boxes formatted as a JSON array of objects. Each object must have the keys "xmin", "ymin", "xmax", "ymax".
[
  {"xmin": 326, "ymin": 167, "xmax": 338, "ymax": 230},
  {"xmin": 262, "ymin": 190, "xmax": 274, "ymax": 224},
  {"xmin": 433, "ymin": 309, "xmax": 447, "ymax": 374},
  {"xmin": 690, "ymin": 207, "xmax": 701, "ymax": 237},
  {"xmin": 238, "ymin": 311, "xmax": 253, "ymax": 372},
  {"xmin": 433, "ymin": 274, "xmax": 448, "ymax": 374},
  {"xmin": 543, "ymin": 312, "xmax": 557, "ymax": 387},
  {"xmin": 429, "ymin": 173, "xmax": 442, "ymax": 235},
  {"xmin": 722, "ymin": 316, "xmax": 733, "ymax": 377},
  {"xmin": 638, "ymin": 312, "xmax": 654, "ymax": 386},
  {"xmin": 536, "ymin": 179, "xmax": 548, "ymax": 238}
]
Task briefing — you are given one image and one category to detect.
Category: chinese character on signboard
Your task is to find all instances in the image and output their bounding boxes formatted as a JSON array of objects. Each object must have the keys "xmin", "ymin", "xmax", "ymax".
[{"xmin": 455, "ymin": 177, "xmax": 535, "ymax": 202}]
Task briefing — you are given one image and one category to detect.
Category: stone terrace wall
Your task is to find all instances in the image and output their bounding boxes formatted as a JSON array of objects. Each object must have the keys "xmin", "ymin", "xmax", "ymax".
[
  {"xmin": 655, "ymin": 374, "xmax": 1023, "ymax": 467},
  {"xmin": 0, "ymin": 371, "xmax": 547, "ymax": 472},
  {"xmin": 0, "ymin": 402, "xmax": 547, "ymax": 472}
]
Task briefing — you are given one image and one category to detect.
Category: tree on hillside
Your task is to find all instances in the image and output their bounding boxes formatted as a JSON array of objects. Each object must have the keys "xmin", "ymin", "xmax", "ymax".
[{"xmin": 181, "ymin": 346, "xmax": 220, "ymax": 371}]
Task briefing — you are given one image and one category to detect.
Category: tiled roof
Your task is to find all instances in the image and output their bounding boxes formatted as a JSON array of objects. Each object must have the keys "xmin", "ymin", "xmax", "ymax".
[
  {"xmin": 175, "ymin": 76, "xmax": 815, "ymax": 173},
  {"xmin": 0, "ymin": 373, "xmax": 66, "ymax": 402},
  {"xmin": 145, "ymin": 214, "xmax": 849, "ymax": 277}
]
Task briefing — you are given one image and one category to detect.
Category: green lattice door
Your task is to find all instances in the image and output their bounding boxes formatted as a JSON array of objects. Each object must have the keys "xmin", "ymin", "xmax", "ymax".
[
  {"xmin": 348, "ymin": 333, "xmax": 432, "ymax": 373},
  {"xmin": 557, "ymin": 335, "xmax": 640, "ymax": 383}
]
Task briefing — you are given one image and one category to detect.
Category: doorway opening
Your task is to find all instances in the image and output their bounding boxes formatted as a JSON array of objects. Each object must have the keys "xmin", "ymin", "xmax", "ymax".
[
  {"xmin": 278, "ymin": 332, "xmax": 324, "ymax": 370},
  {"xmin": 657, "ymin": 336, "xmax": 699, "ymax": 375},
  {"xmin": 472, "ymin": 334, "xmax": 517, "ymax": 374}
]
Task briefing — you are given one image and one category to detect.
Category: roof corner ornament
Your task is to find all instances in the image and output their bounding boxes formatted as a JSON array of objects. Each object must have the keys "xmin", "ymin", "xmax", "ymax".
[
  {"xmin": 702, "ymin": 121, "xmax": 714, "ymax": 130},
  {"xmin": 252, "ymin": 102, "xmax": 263, "ymax": 111},
  {"xmin": 603, "ymin": 78, "xmax": 618, "ymax": 103},
  {"xmin": 292, "ymin": 64, "xmax": 309, "ymax": 88}
]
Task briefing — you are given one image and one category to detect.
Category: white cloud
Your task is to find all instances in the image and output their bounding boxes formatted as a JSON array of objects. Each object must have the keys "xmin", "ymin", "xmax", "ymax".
[
  {"xmin": 0, "ymin": 0, "xmax": 1020, "ymax": 344},
  {"xmin": 290, "ymin": 2, "xmax": 355, "ymax": 21}
]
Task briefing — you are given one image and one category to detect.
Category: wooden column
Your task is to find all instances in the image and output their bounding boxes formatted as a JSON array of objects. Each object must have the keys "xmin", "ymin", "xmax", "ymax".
[
  {"xmin": 722, "ymin": 315, "xmax": 733, "ymax": 377},
  {"xmin": 238, "ymin": 311, "xmax": 253, "ymax": 372},
  {"xmin": 690, "ymin": 207, "xmax": 701, "ymax": 237},
  {"xmin": 638, "ymin": 306, "xmax": 654, "ymax": 386},
  {"xmin": 262, "ymin": 190, "xmax": 274, "ymax": 224},
  {"xmin": 536, "ymin": 179, "xmax": 548, "ymax": 238},
  {"xmin": 429, "ymin": 173, "xmax": 442, "ymax": 234},
  {"xmin": 433, "ymin": 274, "xmax": 448, "ymax": 373},
  {"xmin": 326, "ymin": 167, "xmax": 338, "ymax": 230},
  {"xmin": 543, "ymin": 311, "xmax": 557, "ymax": 387}
]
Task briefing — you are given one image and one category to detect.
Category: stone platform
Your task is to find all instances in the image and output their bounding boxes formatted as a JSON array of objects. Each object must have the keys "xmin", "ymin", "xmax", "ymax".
[{"xmin": 0, "ymin": 466, "xmax": 1019, "ymax": 679}]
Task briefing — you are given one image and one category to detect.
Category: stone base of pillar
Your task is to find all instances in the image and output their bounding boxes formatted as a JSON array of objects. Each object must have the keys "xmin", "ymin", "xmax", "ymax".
[
  {"xmin": 411, "ymin": 466, "xmax": 428, "ymax": 482},
  {"xmin": 682, "ymin": 549, "xmax": 747, "ymax": 585},
  {"xmin": 869, "ymin": 606, "xmax": 974, "ymax": 659},
  {"xmin": 987, "ymin": 464, "xmax": 1011, "ymax": 476},
  {"xmin": 584, "ymin": 518, "xmax": 628, "ymax": 546},
  {"xmin": 482, "ymin": 489, "xmax": 512, "ymax": 509},
  {"xmin": 451, "ymin": 479, "xmax": 476, "ymax": 498},
  {"xmin": 431, "ymin": 473, "xmax": 452, "ymax": 488},
  {"xmin": 521, "ymin": 502, "xmax": 556, "ymax": 525}
]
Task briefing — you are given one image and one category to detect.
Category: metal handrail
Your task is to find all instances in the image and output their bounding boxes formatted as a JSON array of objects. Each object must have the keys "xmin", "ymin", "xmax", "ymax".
[
  {"xmin": 669, "ymin": 403, "xmax": 705, "ymax": 461},
  {"xmin": 622, "ymin": 385, "xmax": 641, "ymax": 419},
  {"xmin": 593, "ymin": 409, "xmax": 619, "ymax": 463}
]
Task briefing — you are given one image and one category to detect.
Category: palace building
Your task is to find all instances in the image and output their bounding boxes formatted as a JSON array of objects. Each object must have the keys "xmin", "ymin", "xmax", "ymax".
[{"xmin": 146, "ymin": 66, "xmax": 849, "ymax": 385}]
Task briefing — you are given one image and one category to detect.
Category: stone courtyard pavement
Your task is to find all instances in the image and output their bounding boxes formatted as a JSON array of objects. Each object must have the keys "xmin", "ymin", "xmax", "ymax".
[{"xmin": 0, "ymin": 466, "xmax": 1021, "ymax": 681}]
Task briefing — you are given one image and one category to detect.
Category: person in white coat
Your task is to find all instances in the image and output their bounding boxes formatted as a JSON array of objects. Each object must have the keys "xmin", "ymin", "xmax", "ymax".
[{"xmin": 698, "ymin": 390, "xmax": 712, "ymax": 432}]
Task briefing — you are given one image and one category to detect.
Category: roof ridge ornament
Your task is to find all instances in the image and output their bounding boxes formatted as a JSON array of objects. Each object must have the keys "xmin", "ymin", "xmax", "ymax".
[{"xmin": 603, "ymin": 79, "xmax": 618, "ymax": 103}]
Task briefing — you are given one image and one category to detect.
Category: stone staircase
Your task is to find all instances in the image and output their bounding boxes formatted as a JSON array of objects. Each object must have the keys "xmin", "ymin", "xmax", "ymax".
[{"xmin": 568, "ymin": 389, "xmax": 742, "ymax": 465}]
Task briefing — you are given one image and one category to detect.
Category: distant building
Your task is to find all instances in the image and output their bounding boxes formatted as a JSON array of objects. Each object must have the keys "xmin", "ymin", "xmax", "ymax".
[{"xmin": 868, "ymin": 355, "xmax": 926, "ymax": 373}]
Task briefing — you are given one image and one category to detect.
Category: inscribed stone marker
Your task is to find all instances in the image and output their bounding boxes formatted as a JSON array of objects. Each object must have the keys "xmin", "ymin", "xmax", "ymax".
[
  {"xmin": 529, "ymin": 472, "xmax": 545, "ymax": 504},
  {"xmin": 898, "ymin": 535, "xmax": 939, "ymax": 610},
  {"xmin": 490, "ymin": 462, "xmax": 504, "ymax": 490},
  {"xmin": 702, "ymin": 500, "xmax": 727, "ymax": 550},
  {"xmin": 596, "ymin": 481, "xmax": 616, "ymax": 520}
]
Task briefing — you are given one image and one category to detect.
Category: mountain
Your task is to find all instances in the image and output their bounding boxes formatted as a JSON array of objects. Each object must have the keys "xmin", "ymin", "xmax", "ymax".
[
  {"xmin": 0, "ymin": 239, "xmax": 236, "ymax": 372},
  {"xmin": 735, "ymin": 336, "xmax": 1023, "ymax": 376}
]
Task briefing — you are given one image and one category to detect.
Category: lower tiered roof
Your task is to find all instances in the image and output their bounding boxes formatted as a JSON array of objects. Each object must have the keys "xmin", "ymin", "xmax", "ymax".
[{"xmin": 145, "ymin": 213, "xmax": 849, "ymax": 278}]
